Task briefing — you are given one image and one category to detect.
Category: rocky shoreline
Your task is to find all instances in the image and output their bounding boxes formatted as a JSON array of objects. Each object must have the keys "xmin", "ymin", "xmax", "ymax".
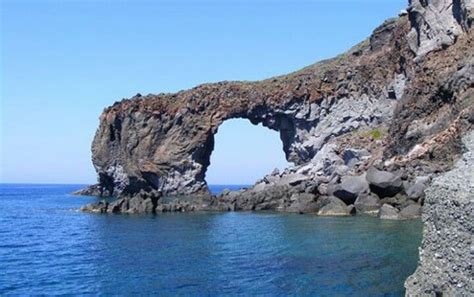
[{"xmin": 80, "ymin": 164, "xmax": 425, "ymax": 220}]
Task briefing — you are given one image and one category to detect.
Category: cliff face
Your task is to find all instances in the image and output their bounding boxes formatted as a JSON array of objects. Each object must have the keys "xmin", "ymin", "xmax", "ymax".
[{"xmin": 85, "ymin": 0, "xmax": 472, "ymax": 198}]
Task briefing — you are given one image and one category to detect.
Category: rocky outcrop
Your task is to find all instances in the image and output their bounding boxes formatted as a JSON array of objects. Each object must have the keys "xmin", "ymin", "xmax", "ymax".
[
  {"xmin": 77, "ymin": 0, "xmax": 473, "ymax": 222},
  {"xmin": 77, "ymin": 0, "xmax": 472, "ymax": 200},
  {"xmin": 80, "ymin": 25, "xmax": 399, "ymax": 196},
  {"xmin": 405, "ymin": 131, "xmax": 474, "ymax": 296}
]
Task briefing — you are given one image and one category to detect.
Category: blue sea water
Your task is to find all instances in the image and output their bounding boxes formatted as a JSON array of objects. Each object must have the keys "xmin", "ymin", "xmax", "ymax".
[{"xmin": 0, "ymin": 184, "xmax": 422, "ymax": 296}]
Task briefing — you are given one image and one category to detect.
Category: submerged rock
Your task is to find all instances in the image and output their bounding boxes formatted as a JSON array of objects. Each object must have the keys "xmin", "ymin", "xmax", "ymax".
[
  {"xmin": 317, "ymin": 196, "xmax": 353, "ymax": 216},
  {"xmin": 378, "ymin": 204, "xmax": 400, "ymax": 220},
  {"xmin": 80, "ymin": 201, "xmax": 108, "ymax": 213}
]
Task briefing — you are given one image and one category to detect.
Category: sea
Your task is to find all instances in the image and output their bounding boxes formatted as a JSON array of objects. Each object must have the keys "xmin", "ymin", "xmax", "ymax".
[{"xmin": 0, "ymin": 184, "xmax": 422, "ymax": 296}]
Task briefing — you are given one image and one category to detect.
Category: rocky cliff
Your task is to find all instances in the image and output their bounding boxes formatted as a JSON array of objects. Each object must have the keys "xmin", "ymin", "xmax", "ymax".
[
  {"xmin": 78, "ymin": 1, "xmax": 473, "ymax": 294},
  {"xmin": 79, "ymin": 0, "xmax": 472, "ymax": 199}
]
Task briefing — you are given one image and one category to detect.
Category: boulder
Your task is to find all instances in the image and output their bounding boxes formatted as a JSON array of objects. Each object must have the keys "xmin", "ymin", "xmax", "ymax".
[
  {"xmin": 354, "ymin": 193, "xmax": 381, "ymax": 214},
  {"xmin": 80, "ymin": 200, "xmax": 108, "ymax": 213},
  {"xmin": 406, "ymin": 181, "xmax": 428, "ymax": 201},
  {"xmin": 366, "ymin": 167, "xmax": 403, "ymax": 198},
  {"xmin": 380, "ymin": 193, "xmax": 408, "ymax": 208},
  {"xmin": 278, "ymin": 173, "xmax": 310, "ymax": 186},
  {"xmin": 120, "ymin": 198, "xmax": 129, "ymax": 212},
  {"xmin": 317, "ymin": 196, "xmax": 352, "ymax": 216},
  {"xmin": 331, "ymin": 174, "xmax": 370, "ymax": 204},
  {"xmin": 264, "ymin": 175, "xmax": 280, "ymax": 184},
  {"xmin": 343, "ymin": 148, "xmax": 370, "ymax": 167},
  {"xmin": 347, "ymin": 205, "xmax": 356, "ymax": 215},
  {"xmin": 378, "ymin": 204, "xmax": 400, "ymax": 220},
  {"xmin": 254, "ymin": 201, "xmax": 280, "ymax": 211},
  {"xmin": 287, "ymin": 193, "xmax": 318, "ymax": 213},
  {"xmin": 399, "ymin": 204, "xmax": 422, "ymax": 219}
]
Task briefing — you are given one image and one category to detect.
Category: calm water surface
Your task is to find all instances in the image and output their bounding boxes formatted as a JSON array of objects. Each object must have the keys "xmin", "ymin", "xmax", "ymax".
[{"xmin": 0, "ymin": 184, "xmax": 422, "ymax": 296}]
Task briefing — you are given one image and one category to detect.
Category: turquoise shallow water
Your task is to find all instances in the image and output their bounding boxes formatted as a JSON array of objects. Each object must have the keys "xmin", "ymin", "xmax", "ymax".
[{"xmin": 0, "ymin": 184, "xmax": 422, "ymax": 296}]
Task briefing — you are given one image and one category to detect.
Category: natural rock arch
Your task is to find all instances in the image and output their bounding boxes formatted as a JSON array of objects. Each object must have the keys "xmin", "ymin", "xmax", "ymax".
[
  {"xmin": 93, "ymin": 89, "xmax": 320, "ymax": 196},
  {"xmin": 90, "ymin": 19, "xmax": 406, "ymax": 197}
]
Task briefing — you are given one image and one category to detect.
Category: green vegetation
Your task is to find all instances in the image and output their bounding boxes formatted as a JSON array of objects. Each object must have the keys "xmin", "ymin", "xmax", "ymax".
[{"xmin": 353, "ymin": 127, "xmax": 388, "ymax": 140}]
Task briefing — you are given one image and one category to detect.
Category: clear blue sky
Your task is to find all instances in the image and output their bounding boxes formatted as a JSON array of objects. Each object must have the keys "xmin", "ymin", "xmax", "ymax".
[{"xmin": 0, "ymin": 0, "xmax": 406, "ymax": 184}]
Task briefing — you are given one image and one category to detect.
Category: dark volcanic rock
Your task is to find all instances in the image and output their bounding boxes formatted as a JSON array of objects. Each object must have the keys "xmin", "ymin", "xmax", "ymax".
[
  {"xmin": 317, "ymin": 196, "xmax": 353, "ymax": 216},
  {"xmin": 366, "ymin": 167, "xmax": 403, "ymax": 198},
  {"xmin": 331, "ymin": 174, "xmax": 370, "ymax": 204},
  {"xmin": 73, "ymin": 184, "xmax": 108, "ymax": 197},
  {"xmin": 286, "ymin": 193, "xmax": 318, "ymax": 214},
  {"xmin": 354, "ymin": 193, "xmax": 381, "ymax": 214},
  {"xmin": 80, "ymin": 201, "xmax": 108, "ymax": 213}
]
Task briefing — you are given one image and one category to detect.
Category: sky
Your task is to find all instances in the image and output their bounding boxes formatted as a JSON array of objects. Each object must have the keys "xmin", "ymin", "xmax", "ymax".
[{"xmin": 0, "ymin": 0, "xmax": 407, "ymax": 185}]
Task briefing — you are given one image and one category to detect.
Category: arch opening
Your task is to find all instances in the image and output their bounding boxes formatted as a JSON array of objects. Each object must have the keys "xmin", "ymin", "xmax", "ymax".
[{"xmin": 205, "ymin": 118, "xmax": 293, "ymax": 194}]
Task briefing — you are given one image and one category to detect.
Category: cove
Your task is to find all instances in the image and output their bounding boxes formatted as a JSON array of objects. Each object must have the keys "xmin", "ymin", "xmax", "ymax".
[{"xmin": 0, "ymin": 184, "xmax": 422, "ymax": 295}]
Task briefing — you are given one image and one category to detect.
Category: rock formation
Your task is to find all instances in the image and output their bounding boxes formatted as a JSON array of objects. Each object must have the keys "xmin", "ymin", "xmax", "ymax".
[
  {"xmin": 76, "ymin": 0, "xmax": 473, "ymax": 294},
  {"xmin": 77, "ymin": 0, "xmax": 472, "ymax": 200},
  {"xmin": 405, "ymin": 131, "xmax": 474, "ymax": 296}
]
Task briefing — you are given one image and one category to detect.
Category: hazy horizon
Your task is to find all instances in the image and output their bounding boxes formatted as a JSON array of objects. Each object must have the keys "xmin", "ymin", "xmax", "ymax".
[{"xmin": 1, "ymin": 0, "xmax": 406, "ymax": 184}]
